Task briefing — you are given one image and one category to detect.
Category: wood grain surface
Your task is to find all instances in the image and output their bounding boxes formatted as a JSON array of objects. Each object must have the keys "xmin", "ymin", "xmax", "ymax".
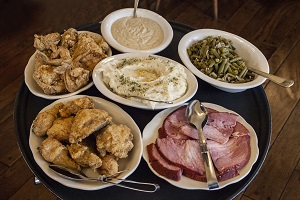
[{"xmin": 0, "ymin": 0, "xmax": 299, "ymax": 199}]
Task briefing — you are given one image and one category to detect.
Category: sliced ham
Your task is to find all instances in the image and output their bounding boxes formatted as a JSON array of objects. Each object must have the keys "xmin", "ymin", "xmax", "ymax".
[
  {"xmin": 156, "ymin": 137, "xmax": 206, "ymax": 182},
  {"xmin": 160, "ymin": 106, "xmax": 198, "ymax": 140},
  {"xmin": 148, "ymin": 105, "xmax": 252, "ymax": 183},
  {"xmin": 207, "ymin": 135, "xmax": 251, "ymax": 181},
  {"xmin": 146, "ymin": 143, "xmax": 182, "ymax": 181}
]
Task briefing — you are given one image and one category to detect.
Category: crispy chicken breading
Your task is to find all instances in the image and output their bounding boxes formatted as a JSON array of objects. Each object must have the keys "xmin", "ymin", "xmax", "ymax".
[
  {"xmin": 39, "ymin": 137, "xmax": 80, "ymax": 171},
  {"xmin": 96, "ymin": 124, "xmax": 134, "ymax": 159},
  {"xmin": 32, "ymin": 28, "xmax": 110, "ymax": 95},
  {"xmin": 63, "ymin": 64, "xmax": 90, "ymax": 92},
  {"xmin": 72, "ymin": 33, "xmax": 108, "ymax": 73},
  {"xmin": 46, "ymin": 116, "xmax": 74, "ymax": 141},
  {"xmin": 97, "ymin": 155, "xmax": 119, "ymax": 177},
  {"xmin": 59, "ymin": 96, "xmax": 94, "ymax": 117},
  {"xmin": 33, "ymin": 63, "xmax": 67, "ymax": 95},
  {"xmin": 67, "ymin": 142, "xmax": 102, "ymax": 170},
  {"xmin": 69, "ymin": 109, "xmax": 112, "ymax": 143},
  {"xmin": 32, "ymin": 102, "xmax": 64, "ymax": 137}
]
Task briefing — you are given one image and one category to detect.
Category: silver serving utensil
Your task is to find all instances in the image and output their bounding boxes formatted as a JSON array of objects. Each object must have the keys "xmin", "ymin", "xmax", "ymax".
[
  {"xmin": 133, "ymin": 0, "xmax": 139, "ymax": 18},
  {"xmin": 127, "ymin": 95, "xmax": 173, "ymax": 104},
  {"xmin": 247, "ymin": 67, "xmax": 294, "ymax": 87},
  {"xmin": 49, "ymin": 165, "xmax": 159, "ymax": 193},
  {"xmin": 186, "ymin": 100, "xmax": 219, "ymax": 189}
]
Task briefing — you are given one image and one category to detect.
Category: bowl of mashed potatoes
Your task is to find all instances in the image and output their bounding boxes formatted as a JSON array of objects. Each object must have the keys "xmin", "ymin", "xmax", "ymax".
[{"xmin": 101, "ymin": 8, "xmax": 173, "ymax": 54}]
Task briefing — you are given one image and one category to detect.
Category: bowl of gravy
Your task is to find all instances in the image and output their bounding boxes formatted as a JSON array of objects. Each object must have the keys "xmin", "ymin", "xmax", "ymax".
[{"xmin": 101, "ymin": 8, "xmax": 173, "ymax": 54}]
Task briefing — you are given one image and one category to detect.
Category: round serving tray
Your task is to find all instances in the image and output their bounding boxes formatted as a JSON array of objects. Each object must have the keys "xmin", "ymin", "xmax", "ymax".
[{"xmin": 14, "ymin": 21, "xmax": 271, "ymax": 200}]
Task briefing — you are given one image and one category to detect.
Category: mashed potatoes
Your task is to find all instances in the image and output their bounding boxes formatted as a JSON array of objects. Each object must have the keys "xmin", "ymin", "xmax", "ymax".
[{"xmin": 99, "ymin": 55, "xmax": 187, "ymax": 108}]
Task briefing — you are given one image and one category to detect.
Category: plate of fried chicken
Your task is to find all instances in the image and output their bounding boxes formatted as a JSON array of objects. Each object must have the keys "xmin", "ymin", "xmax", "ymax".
[
  {"xmin": 25, "ymin": 28, "xmax": 112, "ymax": 99},
  {"xmin": 29, "ymin": 95, "xmax": 142, "ymax": 190}
]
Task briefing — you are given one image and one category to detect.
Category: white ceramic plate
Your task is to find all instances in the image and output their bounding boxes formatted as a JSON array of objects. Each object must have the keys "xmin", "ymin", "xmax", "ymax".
[
  {"xmin": 178, "ymin": 29, "xmax": 269, "ymax": 93},
  {"xmin": 142, "ymin": 103, "xmax": 259, "ymax": 190},
  {"xmin": 101, "ymin": 8, "xmax": 173, "ymax": 54},
  {"xmin": 92, "ymin": 53, "xmax": 198, "ymax": 110},
  {"xmin": 25, "ymin": 31, "xmax": 112, "ymax": 99},
  {"xmin": 29, "ymin": 95, "xmax": 142, "ymax": 190}
]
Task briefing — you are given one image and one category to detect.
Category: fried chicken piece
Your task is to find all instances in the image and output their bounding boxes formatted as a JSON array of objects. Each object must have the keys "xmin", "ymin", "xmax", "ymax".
[
  {"xmin": 33, "ymin": 63, "xmax": 67, "ymax": 95},
  {"xmin": 61, "ymin": 28, "xmax": 78, "ymax": 50},
  {"xmin": 59, "ymin": 96, "xmax": 94, "ymax": 117},
  {"xmin": 72, "ymin": 33, "xmax": 108, "ymax": 73},
  {"xmin": 32, "ymin": 102, "xmax": 64, "ymax": 137},
  {"xmin": 34, "ymin": 32, "xmax": 61, "ymax": 53},
  {"xmin": 64, "ymin": 65, "xmax": 90, "ymax": 92},
  {"xmin": 97, "ymin": 155, "xmax": 119, "ymax": 177},
  {"xmin": 39, "ymin": 137, "xmax": 80, "ymax": 171},
  {"xmin": 69, "ymin": 109, "xmax": 112, "ymax": 143},
  {"xmin": 96, "ymin": 124, "xmax": 134, "ymax": 159},
  {"xmin": 67, "ymin": 142, "xmax": 102, "ymax": 170},
  {"xmin": 46, "ymin": 116, "xmax": 74, "ymax": 141},
  {"xmin": 37, "ymin": 46, "xmax": 72, "ymax": 66}
]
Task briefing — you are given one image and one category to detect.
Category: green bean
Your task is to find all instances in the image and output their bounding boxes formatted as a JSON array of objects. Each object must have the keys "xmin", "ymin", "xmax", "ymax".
[{"xmin": 187, "ymin": 35, "xmax": 255, "ymax": 84}]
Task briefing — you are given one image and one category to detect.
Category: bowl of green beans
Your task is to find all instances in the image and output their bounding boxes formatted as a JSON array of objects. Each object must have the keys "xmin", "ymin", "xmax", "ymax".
[{"xmin": 178, "ymin": 29, "xmax": 269, "ymax": 93}]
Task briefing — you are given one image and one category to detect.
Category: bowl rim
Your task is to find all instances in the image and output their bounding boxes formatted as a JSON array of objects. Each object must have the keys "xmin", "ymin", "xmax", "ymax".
[
  {"xmin": 178, "ymin": 29, "xmax": 269, "ymax": 91},
  {"xmin": 101, "ymin": 8, "xmax": 173, "ymax": 54}
]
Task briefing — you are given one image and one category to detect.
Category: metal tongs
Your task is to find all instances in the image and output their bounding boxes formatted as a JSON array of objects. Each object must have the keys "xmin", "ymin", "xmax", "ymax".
[
  {"xmin": 49, "ymin": 165, "xmax": 159, "ymax": 193},
  {"xmin": 186, "ymin": 100, "xmax": 219, "ymax": 189}
]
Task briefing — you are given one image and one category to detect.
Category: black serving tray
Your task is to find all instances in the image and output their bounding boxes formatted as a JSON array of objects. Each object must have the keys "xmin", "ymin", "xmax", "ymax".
[{"xmin": 14, "ymin": 21, "xmax": 271, "ymax": 200}]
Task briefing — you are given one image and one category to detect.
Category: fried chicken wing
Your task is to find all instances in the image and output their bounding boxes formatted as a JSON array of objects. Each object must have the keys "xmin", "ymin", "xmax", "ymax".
[
  {"xmin": 46, "ymin": 116, "xmax": 74, "ymax": 141},
  {"xmin": 67, "ymin": 142, "xmax": 102, "ymax": 170},
  {"xmin": 39, "ymin": 137, "xmax": 80, "ymax": 171},
  {"xmin": 96, "ymin": 124, "xmax": 134, "ymax": 159},
  {"xmin": 59, "ymin": 96, "xmax": 94, "ymax": 117},
  {"xmin": 61, "ymin": 28, "xmax": 78, "ymax": 50},
  {"xmin": 72, "ymin": 33, "xmax": 108, "ymax": 73},
  {"xmin": 33, "ymin": 63, "xmax": 67, "ymax": 94},
  {"xmin": 64, "ymin": 65, "xmax": 90, "ymax": 92},
  {"xmin": 97, "ymin": 155, "xmax": 119, "ymax": 177},
  {"xmin": 69, "ymin": 109, "xmax": 112, "ymax": 143},
  {"xmin": 34, "ymin": 32, "xmax": 61, "ymax": 52},
  {"xmin": 32, "ymin": 102, "xmax": 64, "ymax": 137}
]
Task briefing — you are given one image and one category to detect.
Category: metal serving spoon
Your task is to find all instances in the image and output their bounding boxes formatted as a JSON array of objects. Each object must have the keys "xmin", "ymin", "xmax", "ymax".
[
  {"xmin": 127, "ymin": 95, "xmax": 173, "ymax": 104},
  {"xmin": 247, "ymin": 67, "xmax": 294, "ymax": 87},
  {"xmin": 49, "ymin": 165, "xmax": 160, "ymax": 193},
  {"xmin": 133, "ymin": 0, "xmax": 139, "ymax": 18},
  {"xmin": 186, "ymin": 100, "xmax": 219, "ymax": 189}
]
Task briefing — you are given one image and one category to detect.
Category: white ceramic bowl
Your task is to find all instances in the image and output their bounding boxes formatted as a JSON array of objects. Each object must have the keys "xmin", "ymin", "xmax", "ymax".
[
  {"xmin": 25, "ymin": 31, "xmax": 112, "ymax": 99},
  {"xmin": 178, "ymin": 29, "xmax": 269, "ymax": 93},
  {"xmin": 101, "ymin": 8, "xmax": 173, "ymax": 54},
  {"xmin": 29, "ymin": 95, "xmax": 143, "ymax": 190}
]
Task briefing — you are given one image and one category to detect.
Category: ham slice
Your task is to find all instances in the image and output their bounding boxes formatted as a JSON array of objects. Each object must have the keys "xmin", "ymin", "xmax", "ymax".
[
  {"xmin": 147, "ymin": 105, "xmax": 252, "ymax": 183},
  {"xmin": 156, "ymin": 137, "xmax": 206, "ymax": 182},
  {"xmin": 207, "ymin": 135, "xmax": 251, "ymax": 181},
  {"xmin": 146, "ymin": 143, "xmax": 182, "ymax": 181}
]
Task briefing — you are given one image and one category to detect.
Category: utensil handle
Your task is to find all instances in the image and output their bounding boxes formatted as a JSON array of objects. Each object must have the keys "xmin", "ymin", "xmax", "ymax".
[
  {"xmin": 248, "ymin": 67, "xmax": 294, "ymax": 87},
  {"xmin": 197, "ymin": 129, "xmax": 219, "ymax": 189}
]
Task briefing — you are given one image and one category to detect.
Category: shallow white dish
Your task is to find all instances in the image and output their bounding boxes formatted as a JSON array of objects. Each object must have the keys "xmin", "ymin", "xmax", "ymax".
[
  {"xmin": 29, "ymin": 95, "xmax": 142, "ymax": 190},
  {"xmin": 101, "ymin": 8, "xmax": 173, "ymax": 54},
  {"xmin": 142, "ymin": 103, "xmax": 259, "ymax": 190},
  {"xmin": 25, "ymin": 31, "xmax": 112, "ymax": 99},
  {"xmin": 92, "ymin": 53, "xmax": 198, "ymax": 110},
  {"xmin": 178, "ymin": 29, "xmax": 269, "ymax": 93}
]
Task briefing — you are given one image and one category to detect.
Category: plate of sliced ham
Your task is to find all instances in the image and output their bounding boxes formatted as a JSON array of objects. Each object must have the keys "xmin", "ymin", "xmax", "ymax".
[{"xmin": 142, "ymin": 103, "xmax": 259, "ymax": 190}]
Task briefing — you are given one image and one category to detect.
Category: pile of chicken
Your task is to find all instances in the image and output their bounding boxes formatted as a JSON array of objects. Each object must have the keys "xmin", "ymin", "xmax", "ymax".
[
  {"xmin": 33, "ymin": 28, "xmax": 110, "ymax": 95},
  {"xmin": 32, "ymin": 96, "xmax": 134, "ymax": 177}
]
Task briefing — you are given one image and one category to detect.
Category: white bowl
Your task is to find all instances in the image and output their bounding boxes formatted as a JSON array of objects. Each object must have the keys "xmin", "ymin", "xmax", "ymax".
[
  {"xmin": 92, "ymin": 53, "xmax": 198, "ymax": 110},
  {"xmin": 101, "ymin": 8, "xmax": 173, "ymax": 54},
  {"xmin": 29, "ymin": 95, "xmax": 142, "ymax": 190},
  {"xmin": 25, "ymin": 31, "xmax": 112, "ymax": 99},
  {"xmin": 178, "ymin": 29, "xmax": 269, "ymax": 93}
]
